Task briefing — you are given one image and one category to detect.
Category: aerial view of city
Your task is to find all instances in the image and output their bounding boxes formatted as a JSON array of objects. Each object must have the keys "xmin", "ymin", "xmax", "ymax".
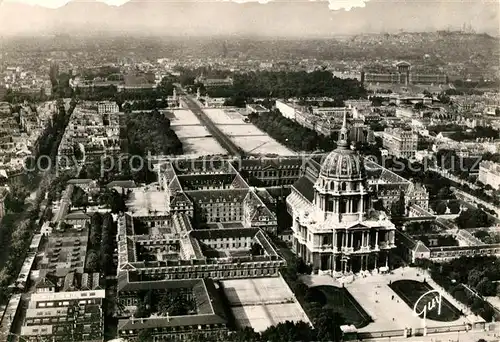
[{"xmin": 0, "ymin": 0, "xmax": 498, "ymax": 341}]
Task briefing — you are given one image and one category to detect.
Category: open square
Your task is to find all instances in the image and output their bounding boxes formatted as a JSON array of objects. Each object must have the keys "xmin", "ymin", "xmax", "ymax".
[
  {"xmin": 221, "ymin": 277, "xmax": 311, "ymax": 332},
  {"xmin": 345, "ymin": 268, "xmax": 470, "ymax": 332}
]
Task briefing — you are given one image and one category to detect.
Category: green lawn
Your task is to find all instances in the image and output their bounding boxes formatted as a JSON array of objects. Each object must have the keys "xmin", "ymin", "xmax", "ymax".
[
  {"xmin": 307, "ymin": 286, "xmax": 372, "ymax": 328},
  {"xmin": 390, "ymin": 280, "xmax": 462, "ymax": 322}
]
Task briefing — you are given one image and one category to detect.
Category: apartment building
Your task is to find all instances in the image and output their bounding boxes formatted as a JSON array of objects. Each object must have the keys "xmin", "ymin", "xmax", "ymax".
[
  {"xmin": 97, "ymin": 101, "xmax": 119, "ymax": 114},
  {"xmin": 478, "ymin": 160, "xmax": 500, "ymax": 190},
  {"xmin": 21, "ymin": 290, "xmax": 105, "ymax": 342},
  {"xmin": 382, "ymin": 128, "xmax": 419, "ymax": 159},
  {"xmin": 57, "ymin": 104, "xmax": 121, "ymax": 170}
]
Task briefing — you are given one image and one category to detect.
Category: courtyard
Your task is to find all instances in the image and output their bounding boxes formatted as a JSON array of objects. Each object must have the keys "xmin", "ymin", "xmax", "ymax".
[{"xmin": 221, "ymin": 277, "xmax": 311, "ymax": 332}]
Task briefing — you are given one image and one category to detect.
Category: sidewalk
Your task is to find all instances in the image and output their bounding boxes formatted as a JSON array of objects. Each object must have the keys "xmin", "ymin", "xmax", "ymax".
[{"xmin": 363, "ymin": 329, "xmax": 498, "ymax": 342}]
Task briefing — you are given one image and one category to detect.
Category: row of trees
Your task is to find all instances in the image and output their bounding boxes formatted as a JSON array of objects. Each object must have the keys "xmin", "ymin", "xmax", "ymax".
[
  {"xmin": 74, "ymin": 76, "xmax": 175, "ymax": 104},
  {"xmin": 78, "ymin": 109, "xmax": 184, "ymax": 184},
  {"xmin": 455, "ymin": 208, "xmax": 494, "ymax": 229},
  {"xmin": 2, "ymin": 88, "xmax": 51, "ymax": 104},
  {"xmin": 473, "ymin": 230, "xmax": 500, "ymax": 245},
  {"xmin": 384, "ymin": 158, "xmax": 468, "ymax": 203},
  {"xmin": 417, "ymin": 235, "xmax": 458, "ymax": 247},
  {"xmin": 420, "ymin": 256, "xmax": 498, "ymax": 321},
  {"xmin": 0, "ymin": 175, "xmax": 52, "ymax": 303},
  {"xmin": 0, "ymin": 87, "xmax": 77, "ymax": 303},
  {"xmin": 122, "ymin": 98, "xmax": 170, "ymax": 112},
  {"xmin": 137, "ymin": 321, "xmax": 320, "ymax": 342},
  {"xmin": 248, "ymin": 111, "xmax": 336, "ymax": 152},
  {"xmin": 79, "ymin": 155, "xmax": 154, "ymax": 186},
  {"xmin": 85, "ymin": 212, "xmax": 117, "ymax": 276},
  {"xmin": 429, "ymin": 199, "xmax": 461, "ymax": 215},
  {"xmin": 435, "ymin": 149, "xmax": 482, "ymax": 180},
  {"xmin": 203, "ymin": 70, "xmax": 366, "ymax": 100},
  {"xmin": 448, "ymin": 126, "xmax": 499, "ymax": 142},
  {"xmin": 35, "ymin": 98, "xmax": 76, "ymax": 169}
]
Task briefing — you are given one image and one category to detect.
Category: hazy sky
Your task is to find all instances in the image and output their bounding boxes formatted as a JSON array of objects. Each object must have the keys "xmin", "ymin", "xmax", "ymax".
[
  {"xmin": 4, "ymin": 0, "xmax": 131, "ymax": 7},
  {"xmin": 1, "ymin": 0, "xmax": 497, "ymax": 36},
  {"xmin": 3, "ymin": 0, "xmax": 371, "ymax": 10}
]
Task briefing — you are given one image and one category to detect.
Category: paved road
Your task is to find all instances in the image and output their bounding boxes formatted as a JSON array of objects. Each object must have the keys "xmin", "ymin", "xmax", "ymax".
[
  {"xmin": 179, "ymin": 93, "xmax": 245, "ymax": 157},
  {"xmin": 367, "ymin": 329, "xmax": 497, "ymax": 342}
]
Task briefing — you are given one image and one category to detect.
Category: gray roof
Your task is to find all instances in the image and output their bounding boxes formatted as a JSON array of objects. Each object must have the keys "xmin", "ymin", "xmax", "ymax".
[
  {"xmin": 107, "ymin": 180, "xmax": 137, "ymax": 188},
  {"xmin": 292, "ymin": 177, "xmax": 315, "ymax": 202}
]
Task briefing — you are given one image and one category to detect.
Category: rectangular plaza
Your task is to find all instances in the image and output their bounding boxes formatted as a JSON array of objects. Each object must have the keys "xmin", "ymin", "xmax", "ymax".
[{"xmin": 221, "ymin": 277, "xmax": 311, "ymax": 332}]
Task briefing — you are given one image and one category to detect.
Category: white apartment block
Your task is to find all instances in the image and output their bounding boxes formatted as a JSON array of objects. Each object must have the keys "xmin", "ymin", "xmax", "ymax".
[
  {"xmin": 98, "ymin": 101, "xmax": 119, "ymax": 114},
  {"xmin": 275, "ymin": 100, "xmax": 300, "ymax": 121},
  {"xmin": 479, "ymin": 160, "xmax": 500, "ymax": 190}
]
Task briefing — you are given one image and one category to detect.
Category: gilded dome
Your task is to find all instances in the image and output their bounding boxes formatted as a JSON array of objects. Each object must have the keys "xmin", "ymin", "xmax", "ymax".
[{"xmin": 320, "ymin": 148, "xmax": 365, "ymax": 179}]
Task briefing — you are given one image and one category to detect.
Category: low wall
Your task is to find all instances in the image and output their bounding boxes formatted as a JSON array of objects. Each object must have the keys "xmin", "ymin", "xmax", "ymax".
[
  {"xmin": 414, "ymin": 324, "xmax": 470, "ymax": 336},
  {"xmin": 358, "ymin": 329, "xmax": 405, "ymax": 339},
  {"xmin": 359, "ymin": 324, "xmax": 470, "ymax": 340}
]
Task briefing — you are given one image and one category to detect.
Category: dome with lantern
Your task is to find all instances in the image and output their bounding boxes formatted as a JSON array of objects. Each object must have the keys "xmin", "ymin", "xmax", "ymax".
[{"xmin": 319, "ymin": 113, "xmax": 365, "ymax": 181}]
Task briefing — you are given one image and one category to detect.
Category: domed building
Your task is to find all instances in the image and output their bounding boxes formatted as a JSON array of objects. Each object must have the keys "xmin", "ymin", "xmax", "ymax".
[{"xmin": 286, "ymin": 114, "xmax": 396, "ymax": 274}]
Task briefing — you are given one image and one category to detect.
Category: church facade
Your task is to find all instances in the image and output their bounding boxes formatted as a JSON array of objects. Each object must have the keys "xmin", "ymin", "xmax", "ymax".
[{"xmin": 286, "ymin": 116, "xmax": 396, "ymax": 274}]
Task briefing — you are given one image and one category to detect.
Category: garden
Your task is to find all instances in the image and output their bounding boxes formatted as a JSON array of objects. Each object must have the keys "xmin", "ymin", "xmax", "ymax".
[{"xmin": 390, "ymin": 280, "xmax": 462, "ymax": 322}]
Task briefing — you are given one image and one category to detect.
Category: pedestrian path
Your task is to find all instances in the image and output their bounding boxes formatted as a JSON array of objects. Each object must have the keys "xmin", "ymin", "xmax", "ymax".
[{"xmin": 299, "ymin": 274, "xmax": 341, "ymax": 288}]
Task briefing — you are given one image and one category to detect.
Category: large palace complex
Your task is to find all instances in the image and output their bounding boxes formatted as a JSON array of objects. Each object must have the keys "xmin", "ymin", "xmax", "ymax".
[{"xmin": 7, "ymin": 116, "xmax": 440, "ymax": 342}]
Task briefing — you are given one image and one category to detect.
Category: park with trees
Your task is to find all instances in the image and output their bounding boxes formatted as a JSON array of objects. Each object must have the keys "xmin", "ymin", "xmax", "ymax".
[
  {"xmin": 85, "ymin": 212, "xmax": 117, "ymax": 276},
  {"xmin": 418, "ymin": 256, "xmax": 499, "ymax": 322},
  {"xmin": 202, "ymin": 70, "xmax": 366, "ymax": 100},
  {"xmin": 248, "ymin": 110, "xmax": 336, "ymax": 152},
  {"xmin": 455, "ymin": 208, "xmax": 494, "ymax": 229},
  {"xmin": 123, "ymin": 110, "xmax": 183, "ymax": 156}
]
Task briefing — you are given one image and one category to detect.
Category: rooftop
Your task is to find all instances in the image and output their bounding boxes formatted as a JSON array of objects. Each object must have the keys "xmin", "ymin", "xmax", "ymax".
[{"xmin": 117, "ymin": 278, "xmax": 227, "ymax": 330}]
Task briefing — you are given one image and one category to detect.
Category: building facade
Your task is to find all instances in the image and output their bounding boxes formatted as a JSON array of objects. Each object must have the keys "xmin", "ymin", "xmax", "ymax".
[
  {"xmin": 382, "ymin": 128, "xmax": 418, "ymax": 159},
  {"xmin": 361, "ymin": 61, "xmax": 448, "ymax": 86},
  {"xmin": 20, "ymin": 290, "xmax": 105, "ymax": 342},
  {"xmin": 478, "ymin": 160, "xmax": 500, "ymax": 190},
  {"xmin": 97, "ymin": 101, "xmax": 119, "ymax": 114}
]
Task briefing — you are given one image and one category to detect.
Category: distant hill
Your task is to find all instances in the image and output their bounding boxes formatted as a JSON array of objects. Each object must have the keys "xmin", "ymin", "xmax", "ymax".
[{"xmin": 0, "ymin": 0, "xmax": 498, "ymax": 37}]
